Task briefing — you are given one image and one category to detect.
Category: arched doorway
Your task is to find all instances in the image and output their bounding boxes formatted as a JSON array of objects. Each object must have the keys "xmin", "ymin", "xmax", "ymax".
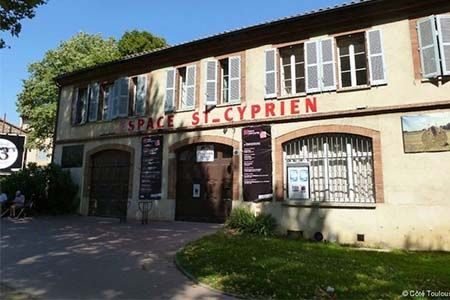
[
  {"xmin": 175, "ymin": 143, "xmax": 233, "ymax": 223},
  {"xmin": 89, "ymin": 149, "xmax": 131, "ymax": 219}
]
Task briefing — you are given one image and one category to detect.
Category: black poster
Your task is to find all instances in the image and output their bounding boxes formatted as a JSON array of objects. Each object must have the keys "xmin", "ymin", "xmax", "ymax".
[
  {"xmin": 242, "ymin": 125, "xmax": 273, "ymax": 202},
  {"xmin": 139, "ymin": 135, "xmax": 163, "ymax": 200},
  {"xmin": 61, "ymin": 145, "xmax": 84, "ymax": 168},
  {"xmin": 0, "ymin": 134, "xmax": 25, "ymax": 173}
]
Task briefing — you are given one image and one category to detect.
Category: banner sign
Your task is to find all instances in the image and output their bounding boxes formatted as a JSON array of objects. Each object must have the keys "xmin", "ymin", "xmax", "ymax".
[
  {"xmin": 0, "ymin": 134, "xmax": 25, "ymax": 173},
  {"xmin": 242, "ymin": 125, "xmax": 273, "ymax": 202},
  {"xmin": 139, "ymin": 135, "xmax": 163, "ymax": 200}
]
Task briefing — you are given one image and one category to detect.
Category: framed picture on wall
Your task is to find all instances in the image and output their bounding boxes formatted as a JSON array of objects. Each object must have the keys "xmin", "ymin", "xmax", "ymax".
[{"xmin": 401, "ymin": 112, "xmax": 450, "ymax": 153}]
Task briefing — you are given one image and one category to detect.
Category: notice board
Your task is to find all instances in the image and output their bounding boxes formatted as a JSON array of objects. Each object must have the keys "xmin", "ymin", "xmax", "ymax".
[
  {"xmin": 139, "ymin": 135, "xmax": 163, "ymax": 200},
  {"xmin": 242, "ymin": 125, "xmax": 273, "ymax": 202},
  {"xmin": 61, "ymin": 145, "xmax": 84, "ymax": 168}
]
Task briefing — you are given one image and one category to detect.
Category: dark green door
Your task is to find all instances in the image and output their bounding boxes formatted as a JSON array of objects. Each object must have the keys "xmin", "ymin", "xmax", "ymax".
[{"xmin": 89, "ymin": 150, "xmax": 130, "ymax": 218}]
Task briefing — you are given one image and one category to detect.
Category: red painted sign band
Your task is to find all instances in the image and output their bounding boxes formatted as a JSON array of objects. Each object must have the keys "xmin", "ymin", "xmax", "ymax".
[{"xmin": 127, "ymin": 97, "xmax": 317, "ymax": 132}]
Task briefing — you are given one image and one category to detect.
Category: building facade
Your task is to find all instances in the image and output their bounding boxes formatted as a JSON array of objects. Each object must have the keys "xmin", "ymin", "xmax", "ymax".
[{"xmin": 53, "ymin": 0, "xmax": 450, "ymax": 250}]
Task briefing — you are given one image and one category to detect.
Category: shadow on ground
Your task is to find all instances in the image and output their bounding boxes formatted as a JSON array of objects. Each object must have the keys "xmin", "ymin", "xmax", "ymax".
[{"xmin": 0, "ymin": 216, "xmax": 233, "ymax": 300}]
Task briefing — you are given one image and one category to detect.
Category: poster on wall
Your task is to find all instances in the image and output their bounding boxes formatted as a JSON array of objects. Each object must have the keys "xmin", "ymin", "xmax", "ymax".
[
  {"xmin": 287, "ymin": 164, "xmax": 310, "ymax": 200},
  {"xmin": 242, "ymin": 125, "xmax": 273, "ymax": 202},
  {"xmin": 139, "ymin": 135, "xmax": 163, "ymax": 200},
  {"xmin": 401, "ymin": 112, "xmax": 450, "ymax": 153},
  {"xmin": 0, "ymin": 134, "xmax": 25, "ymax": 174},
  {"xmin": 196, "ymin": 145, "xmax": 214, "ymax": 162}
]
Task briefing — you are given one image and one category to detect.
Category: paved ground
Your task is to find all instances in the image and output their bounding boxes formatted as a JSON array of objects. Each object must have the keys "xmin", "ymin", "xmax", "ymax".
[{"xmin": 0, "ymin": 216, "xmax": 236, "ymax": 300}]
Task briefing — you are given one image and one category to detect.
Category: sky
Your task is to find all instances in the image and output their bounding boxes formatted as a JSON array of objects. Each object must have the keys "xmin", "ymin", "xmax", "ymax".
[
  {"xmin": 0, "ymin": 0, "xmax": 346, "ymax": 126},
  {"xmin": 402, "ymin": 113, "xmax": 450, "ymax": 132}
]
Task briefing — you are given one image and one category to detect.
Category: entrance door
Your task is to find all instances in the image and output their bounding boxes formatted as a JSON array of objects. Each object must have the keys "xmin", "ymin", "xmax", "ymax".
[
  {"xmin": 176, "ymin": 143, "xmax": 233, "ymax": 223},
  {"xmin": 89, "ymin": 150, "xmax": 131, "ymax": 218}
]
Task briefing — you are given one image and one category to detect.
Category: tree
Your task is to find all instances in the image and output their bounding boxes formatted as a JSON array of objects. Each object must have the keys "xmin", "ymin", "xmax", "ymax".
[
  {"xmin": 17, "ymin": 32, "xmax": 121, "ymax": 150},
  {"xmin": 0, "ymin": 0, "xmax": 46, "ymax": 48},
  {"xmin": 118, "ymin": 30, "xmax": 167, "ymax": 57}
]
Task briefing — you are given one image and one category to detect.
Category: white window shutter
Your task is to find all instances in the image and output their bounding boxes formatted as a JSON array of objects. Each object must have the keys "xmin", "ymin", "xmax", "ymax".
[
  {"xmin": 229, "ymin": 56, "xmax": 241, "ymax": 102},
  {"xmin": 437, "ymin": 15, "xmax": 450, "ymax": 76},
  {"xmin": 185, "ymin": 65, "xmax": 196, "ymax": 108},
  {"xmin": 88, "ymin": 83, "xmax": 99, "ymax": 122},
  {"xmin": 366, "ymin": 29, "xmax": 387, "ymax": 85},
  {"xmin": 116, "ymin": 77, "xmax": 129, "ymax": 117},
  {"xmin": 135, "ymin": 75, "xmax": 147, "ymax": 116},
  {"xmin": 72, "ymin": 88, "xmax": 79, "ymax": 125},
  {"xmin": 417, "ymin": 16, "xmax": 441, "ymax": 78},
  {"xmin": 320, "ymin": 38, "xmax": 336, "ymax": 91},
  {"xmin": 164, "ymin": 68, "xmax": 176, "ymax": 112},
  {"xmin": 264, "ymin": 49, "xmax": 277, "ymax": 98},
  {"xmin": 305, "ymin": 41, "xmax": 321, "ymax": 93},
  {"xmin": 205, "ymin": 60, "xmax": 217, "ymax": 105}
]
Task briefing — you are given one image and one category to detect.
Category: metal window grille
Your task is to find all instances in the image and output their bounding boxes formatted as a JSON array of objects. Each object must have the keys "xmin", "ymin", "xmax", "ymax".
[{"xmin": 283, "ymin": 133, "xmax": 375, "ymax": 203}]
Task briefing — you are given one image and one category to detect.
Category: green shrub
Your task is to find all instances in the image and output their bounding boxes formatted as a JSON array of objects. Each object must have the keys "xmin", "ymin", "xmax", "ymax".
[
  {"xmin": 0, "ymin": 163, "xmax": 78, "ymax": 214},
  {"xmin": 253, "ymin": 213, "xmax": 278, "ymax": 236},
  {"xmin": 225, "ymin": 207, "xmax": 277, "ymax": 236}
]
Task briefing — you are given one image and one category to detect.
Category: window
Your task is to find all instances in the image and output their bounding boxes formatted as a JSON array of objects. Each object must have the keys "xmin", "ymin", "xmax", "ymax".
[
  {"xmin": 129, "ymin": 77, "xmax": 138, "ymax": 116},
  {"xmin": 177, "ymin": 66, "xmax": 196, "ymax": 110},
  {"xmin": 165, "ymin": 65, "xmax": 196, "ymax": 111},
  {"xmin": 417, "ymin": 15, "xmax": 450, "ymax": 78},
  {"xmin": 128, "ymin": 76, "xmax": 147, "ymax": 116},
  {"xmin": 220, "ymin": 59, "xmax": 230, "ymax": 103},
  {"xmin": 72, "ymin": 86, "xmax": 88, "ymax": 125},
  {"xmin": 99, "ymin": 83, "xmax": 113, "ymax": 121},
  {"xmin": 178, "ymin": 67, "xmax": 188, "ymax": 108},
  {"xmin": 279, "ymin": 45, "xmax": 305, "ymax": 95},
  {"xmin": 37, "ymin": 149, "xmax": 48, "ymax": 161},
  {"xmin": 283, "ymin": 133, "xmax": 375, "ymax": 203},
  {"xmin": 337, "ymin": 33, "xmax": 368, "ymax": 88},
  {"xmin": 264, "ymin": 29, "xmax": 386, "ymax": 98},
  {"xmin": 203, "ymin": 56, "xmax": 241, "ymax": 106},
  {"xmin": 72, "ymin": 75, "xmax": 146, "ymax": 125}
]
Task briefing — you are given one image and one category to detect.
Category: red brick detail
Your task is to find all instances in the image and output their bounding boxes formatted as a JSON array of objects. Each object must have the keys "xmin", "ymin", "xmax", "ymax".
[
  {"xmin": 274, "ymin": 125, "xmax": 384, "ymax": 203},
  {"xmin": 168, "ymin": 135, "xmax": 240, "ymax": 201}
]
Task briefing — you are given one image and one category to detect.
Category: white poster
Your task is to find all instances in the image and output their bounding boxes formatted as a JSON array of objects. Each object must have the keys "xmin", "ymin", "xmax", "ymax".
[
  {"xmin": 196, "ymin": 145, "xmax": 214, "ymax": 162},
  {"xmin": 287, "ymin": 165, "xmax": 310, "ymax": 200},
  {"xmin": 0, "ymin": 138, "xmax": 19, "ymax": 170}
]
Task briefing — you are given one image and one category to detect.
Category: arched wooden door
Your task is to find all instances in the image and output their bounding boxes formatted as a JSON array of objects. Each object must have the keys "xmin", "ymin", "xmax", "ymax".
[
  {"xmin": 89, "ymin": 150, "xmax": 131, "ymax": 218},
  {"xmin": 175, "ymin": 143, "xmax": 233, "ymax": 223}
]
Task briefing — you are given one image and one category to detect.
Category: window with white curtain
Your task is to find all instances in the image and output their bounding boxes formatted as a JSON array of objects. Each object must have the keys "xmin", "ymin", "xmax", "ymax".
[
  {"xmin": 337, "ymin": 33, "xmax": 368, "ymax": 88},
  {"xmin": 279, "ymin": 44, "xmax": 305, "ymax": 96},
  {"xmin": 283, "ymin": 133, "xmax": 375, "ymax": 203}
]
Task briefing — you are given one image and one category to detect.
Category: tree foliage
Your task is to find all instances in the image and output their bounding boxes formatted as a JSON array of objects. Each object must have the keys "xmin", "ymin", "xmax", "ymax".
[
  {"xmin": 118, "ymin": 30, "xmax": 167, "ymax": 56},
  {"xmin": 17, "ymin": 32, "xmax": 120, "ymax": 150},
  {"xmin": 0, "ymin": 0, "xmax": 46, "ymax": 48}
]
